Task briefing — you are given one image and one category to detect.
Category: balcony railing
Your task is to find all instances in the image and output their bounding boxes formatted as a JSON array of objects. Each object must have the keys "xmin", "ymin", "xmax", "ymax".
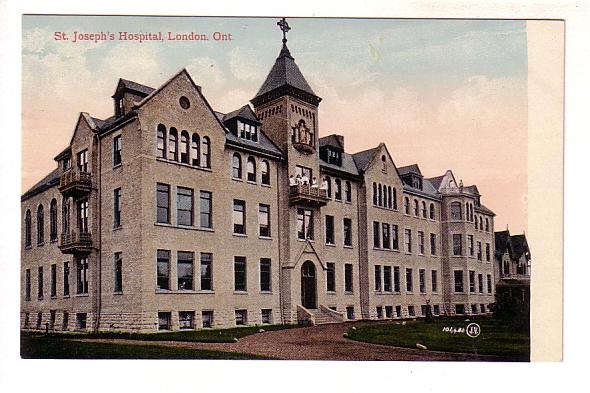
[
  {"xmin": 289, "ymin": 184, "xmax": 329, "ymax": 207},
  {"xmin": 500, "ymin": 273, "xmax": 530, "ymax": 281},
  {"xmin": 59, "ymin": 231, "xmax": 92, "ymax": 254},
  {"xmin": 58, "ymin": 169, "xmax": 92, "ymax": 197}
]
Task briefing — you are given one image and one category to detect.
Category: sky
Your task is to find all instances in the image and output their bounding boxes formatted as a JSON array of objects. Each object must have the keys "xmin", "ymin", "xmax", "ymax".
[{"xmin": 21, "ymin": 16, "xmax": 528, "ymax": 232}]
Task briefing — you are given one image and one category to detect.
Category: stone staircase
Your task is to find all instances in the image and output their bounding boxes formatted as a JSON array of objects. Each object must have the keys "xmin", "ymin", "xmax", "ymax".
[{"xmin": 298, "ymin": 305, "xmax": 345, "ymax": 325}]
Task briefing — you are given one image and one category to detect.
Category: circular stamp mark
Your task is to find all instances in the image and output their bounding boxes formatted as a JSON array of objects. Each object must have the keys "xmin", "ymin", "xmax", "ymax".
[{"xmin": 466, "ymin": 323, "xmax": 481, "ymax": 338}]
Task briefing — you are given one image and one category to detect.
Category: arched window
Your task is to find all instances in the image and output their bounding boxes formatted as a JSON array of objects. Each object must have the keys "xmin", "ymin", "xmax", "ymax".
[
  {"xmin": 421, "ymin": 201, "xmax": 427, "ymax": 218},
  {"xmin": 378, "ymin": 184, "xmax": 382, "ymax": 206},
  {"xmin": 474, "ymin": 216, "xmax": 478, "ymax": 230},
  {"xmin": 372, "ymin": 183, "xmax": 377, "ymax": 205},
  {"xmin": 157, "ymin": 124, "xmax": 166, "ymax": 158},
  {"xmin": 470, "ymin": 204, "xmax": 474, "ymax": 221},
  {"xmin": 381, "ymin": 155, "xmax": 387, "ymax": 173},
  {"xmin": 246, "ymin": 157, "xmax": 256, "ymax": 182},
  {"xmin": 387, "ymin": 186, "xmax": 392, "ymax": 209},
  {"xmin": 36, "ymin": 204, "xmax": 44, "ymax": 245},
  {"xmin": 180, "ymin": 131, "xmax": 190, "ymax": 164},
  {"xmin": 201, "ymin": 136, "xmax": 211, "ymax": 168},
  {"xmin": 392, "ymin": 188, "xmax": 397, "ymax": 210},
  {"xmin": 480, "ymin": 218, "xmax": 483, "ymax": 230},
  {"xmin": 345, "ymin": 181, "xmax": 352, "ymax": 202},
  {"xmin": 465, "ymin": 203, "xmax": 470, "ymax": 222},
  {"xmin": 261, "ymin": 160, "xmax": 270, "ymax": 185},
  {"xmin": 49, "ymin": 198, "xmax": 58, "ymax": 241},
  {"xmin": 404, "ymin": 197, "xmax": 410, "ymax": 215},
  {"xmin": 232, "ymin": 153, "xmax": 242, "ymax": 179},
  {"xmin": 335, "ymin": 179, "xmax": 342, "ymax": 200},
  {"xmin": 485, "ymin": 218, "xmax": 489, "ymax": 232},
  {"xmin": 24, "ymin": 209, "xmax": 31, "ymax": 247},
  {"xmin": 414, "ymin": 199, "xmax": 419, "ymax": 216},
  {"xmin": 450, "ymin": 202, "xmax": 462, "ymax": 220},
  {"xmin": 168, "ymin": 127, "xmax": 178, "ymax": 161},
  {"xmin": 429, "ymin": 203, "xmax": 435, "ymax": 220},
  {"xmin": 62, "ymin": 198, "xmax": 70, "ymax": 234},
  {"xmin": 191, "ymin": 134, "xmax": 200, "ymax": 166}
]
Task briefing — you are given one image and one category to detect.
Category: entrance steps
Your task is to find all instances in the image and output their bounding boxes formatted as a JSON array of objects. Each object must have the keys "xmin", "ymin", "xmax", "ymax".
[{"xmin": 297, "ymin": 305, "xmax": 345, "ymax": 325}]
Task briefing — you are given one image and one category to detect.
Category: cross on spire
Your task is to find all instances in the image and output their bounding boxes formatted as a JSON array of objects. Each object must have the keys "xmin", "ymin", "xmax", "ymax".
[{"xmin": 277, "ymin": 17, "xmax": 291, "ymax": 44}]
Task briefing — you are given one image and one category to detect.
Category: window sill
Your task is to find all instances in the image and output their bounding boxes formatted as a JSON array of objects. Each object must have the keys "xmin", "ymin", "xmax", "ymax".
[
  {"xmin": 24, "ymin": 245, "xmax": 32, "ymax": 250},
  {"xmin": 155, "ymin": 222, "xmax": 215, "ymax": 233},
  {"xmin": 343, "ymin": 245, "xmax": 353, "ymax": 249},
  {"xmin": 344, "ymin": 291, "xmax": 354, "ymax": 295},
  {"xmin": 63, "ymin": 295, "xmax": 70, "ymax": 299},
  {"xmin": 327, "ymin": 291, "xmax": 337, "ymax": 295},
  {"xmin": 37, "ymin": 243, "xmax": 44, "ymax": 247},
  {"xmin": 297, "ymin": 238, "xmax": 314, "ymax": 242},
  {"xmin": 247, "ymin": 180, "xmax": 257, "ymax": 185},
  {"xmin": 260, "ymin": 291, "xmax": 272, "ymax": 295},
  {"xmin": 258, "ymin": 236, "xmax": 272, "ymax": 240},
  {"xmin": 325, "ymin": 243, "xmax": 336, "ymax": 247},
  {"xmin": 50, "ymin": 239, "xmax": 58, "ymax": 244},
  {"xmin": 344, "ymin": 201, "xmax": 352, "ymax": 205},
  {"xmin": 113, "ymin": 163, "xmax": 122, "ymax": 170},
  {"xmin": 405, "ymin": 252, "xmax": 412, "ymax": 255},
  {"xmin": 113, "ymin": 225, "xmax": 123, "ymax": 231},
  {"xmin": 233, "ymin": 291, "xmax": 248, "ymax": 295},
  {"xmin": 37, "ymin": 297, "xmax": 43, "ymax": 301},
  {"xmin": 50, "ymin": 296, "xmax": 57, "ymax": 299},
  {"xmin": 156, "ymin": 158, "xmax": 213, "ymax": 172},
  {"xmin": 113, "ymin": 291, "xmax": 123, "ymax": 295},
  {"xmin": 233, "ymin": 233, "xmax": 247, "ymax": 238},
  {"xmin": 232, "ymin": 177, "xmax": 243, "ymax": 182},
  {"xmin": 261, "ymin": 183, "xmax": 272, "ymax": 188},
  {"xmin": 75, "ymin": 294, "xmax": 89, "ymax": 297}
]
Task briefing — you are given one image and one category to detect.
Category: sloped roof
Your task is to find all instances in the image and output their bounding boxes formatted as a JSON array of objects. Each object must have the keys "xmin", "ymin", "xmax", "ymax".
[
  {"xmin": 352, "ymin": 145, "xmax": 381, "ymax": 172},
  {"xmin": 403, "ymin": 178, "xmax": 441, "ymax": 200},
  {"xmin": 222, "ymin": 104, "xmax": 259, "ymax": 124},
  {"xmin": 464, "ymin": 185, "xmax": 480, "ymax": 195},
  {"xmin": 475, "ymin": 203, "xmax": 495, "ymax": 216},
  {"xmin": 495, "ymin": 230, "xmax": 511, "ymax": 254},
  {"xmin": 511, "ymin": 234, "xmax": 529, "ymax": 259},
  {"xmin": 320, "ymin": 151, "xmax": 360, "ymax": 177},
  {"xmin": 21, "ymin": 168, "xmax": 60, "ymax": 201},
  {"xmin": 112, "ymin": 78, "xmax": 155, "ymax": 98},
  {"xmin": 319, "ymin": 134, "xmax": 344, "ymax": 150},
  {"xmin": 426, "ymin": 175, "xmax": 445, "ymax": 191},
  {"xmin": 398, "ymin": 164, "xmax": 422, "ymax": 176},
  {"xmin": 253, "ymin": 43, "xmax": 317, "ymax": 99}
]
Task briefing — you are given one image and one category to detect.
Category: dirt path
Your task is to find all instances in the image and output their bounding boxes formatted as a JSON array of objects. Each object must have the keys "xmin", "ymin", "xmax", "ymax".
[{"xmin": 77, "ymin": 322, "xmax": 507, "ymax": 361}]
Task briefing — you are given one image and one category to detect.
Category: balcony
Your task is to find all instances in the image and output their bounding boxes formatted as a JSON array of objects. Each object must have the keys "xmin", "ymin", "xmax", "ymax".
[
  {"xmin": 58, "ymin": 169, "xmax": 92, "ymax": 198},
  {"xmin": 59, "ymin": 231, "xmax": 92, "ymax": 254},
  {"xmin": 499, "ymin": 273, "xmax": 530, "ymax": 281},
  {"xmin": 289, "ymin": 184, "xmax": 329, "ymax": 207}
]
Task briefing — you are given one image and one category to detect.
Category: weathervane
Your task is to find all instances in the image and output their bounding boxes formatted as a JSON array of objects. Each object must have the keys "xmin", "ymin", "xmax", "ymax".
[{"xmin": 277, "ymin": 17, "xmax": 291, "ymax": 44}]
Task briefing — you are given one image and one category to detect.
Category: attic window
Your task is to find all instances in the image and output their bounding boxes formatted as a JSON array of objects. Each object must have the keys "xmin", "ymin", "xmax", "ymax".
[
  {"xmin": 179, "ymin": 96, "xmax": 191, "ymax": 109},
  {"xmin": 327, "ymin": 148, "xmax": 342, "ymax": 166},
  {"xmin": 381, "ymin": 155, "xmax": 387, "ymax": 173},
  {"xmin": 238, "ymin": 121, "xmax": 258, "ymax": 142}
]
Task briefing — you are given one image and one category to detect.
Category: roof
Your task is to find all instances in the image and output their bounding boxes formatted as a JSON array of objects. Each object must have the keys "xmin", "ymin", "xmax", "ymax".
[
  {"xmin": 21, "ymin": 168, "xmax": 60, "ymax": 201},
  {"xmin": 352, "ymin": 145, "xmax": 382, "ymax": 172},
  {"xmin": 495, "ymin": 230, "xmax": 511, "ymax": 254},
  {"xmin": 426, "ymin": 175, "xmax": 445, "ymax": 191},
  {"xmin": 464, "ymin": 185, "xmax": 481, "ymax": 195},
  {"xmin": 253, "ymin": 43, "xmax": 317, "ymax": 99},
  {"xmin": 112, "ymin": 78, "xmax": 155, "ymax": 98},
  {"xmin": 222, "ymin": 104, "xmax": 259, "ymax": 124},
  {"xmin": 475, "ymin": 203, "xmax": 495, "ymax": 216},
  {"xmin": 319, "ymin": 134, "xmax": 344, "ymax": 150},
  {"xmin": 403, "ymin": 178, "xmax": 441, "ymax": 200},
  {"xmin": 510, "ymin": 234, "xmax": 529, "ymax": 259},
  {"xmin": 398, "ymin": 164, "xmax": 422, "ymax": 176},
  {"xmin": 320, "ymin": 151, "xmax": 360, "ymax": 178}
]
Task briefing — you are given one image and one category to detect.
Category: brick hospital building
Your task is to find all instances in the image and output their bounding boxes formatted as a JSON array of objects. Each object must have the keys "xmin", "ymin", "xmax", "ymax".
[{"xmin": 21, "ymin": 26, "xmax": 501, "ymax": 332}]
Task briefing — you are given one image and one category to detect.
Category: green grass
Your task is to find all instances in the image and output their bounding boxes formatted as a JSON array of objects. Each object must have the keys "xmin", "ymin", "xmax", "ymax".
[
  {"xmin": 25, "ymin": 323, "xmax": 298, "ymax": 343},
  {"xmin": 346, "ymin": 317, "xmax": 529, "ymax": 361},
  {"xmin": 20, "ymin": 334, "xmax": 270, "ymax": 359}
]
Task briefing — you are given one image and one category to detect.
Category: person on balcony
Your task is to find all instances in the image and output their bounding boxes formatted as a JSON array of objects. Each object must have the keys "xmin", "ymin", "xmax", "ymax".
[
  {"xmin": 289, "ymin": 175, "xmax": 297, "ymax": 186},
  {"xmin": 301, "ymin": 173, "xmax": 309, "ymax": 185},
  {"xmin": 320, "ymin": 178, "xmax": 328, "ymax": 191},
  {"xmin": 295, "ymin": 174, "xmax": 303, "ymax": 185},
  {"xmin": 311, "ymin": 177, "xmax": 318, "ymax": 188}
]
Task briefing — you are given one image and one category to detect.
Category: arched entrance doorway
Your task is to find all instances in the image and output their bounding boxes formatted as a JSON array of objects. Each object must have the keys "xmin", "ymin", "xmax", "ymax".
[{"xmin": 301, "ymin": 261, "xmax": 317, "ymax": 309}]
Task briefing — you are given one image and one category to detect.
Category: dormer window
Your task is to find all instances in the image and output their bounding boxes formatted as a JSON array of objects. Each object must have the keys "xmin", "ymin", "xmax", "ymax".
[
  {"xmin": 115, "ymin": 97, "xmax": 124, "ymax": 117},
  {"xmin": 63, "ymin": 156, "xmax": 71, "ymax": 171},
  {"xmin": 327, "ymin": 148, "xmax": 342, "ymax": 166},
  {"xmin": 238, "ymin": 121, "xmax": 258, "ymax": 142}
]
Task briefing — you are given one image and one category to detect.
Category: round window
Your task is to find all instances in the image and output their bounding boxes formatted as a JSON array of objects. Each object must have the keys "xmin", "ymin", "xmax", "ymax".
[{"xmin": 179, "ymin": 96, "xmax": 190, "ymax": 109}]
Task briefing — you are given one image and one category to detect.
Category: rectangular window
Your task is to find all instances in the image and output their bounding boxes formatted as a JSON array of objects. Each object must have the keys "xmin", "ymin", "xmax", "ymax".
[
  {"xmin": 418, "ymin": 231, "xmax": 425, "ymax": 255},
  {"xmin": 393, "ymin": 266, "xmax": 400, "ymax": 292},
  {"xmin": 477, "ymin": 241, "xmax": 482, "ymax": 261},
  {"xmin": 469, "ymin": 271, "xmax": 476, "ymax": 293},
  {"xmin": 433, "ymin": 305, "xmax": 440, "ymax": 315},
  {"xmin": 419, "ymin": 269, "xmax": 426, "ymax": 293},
  {"xmin": 385, "ymin": 306, "xmax": 393, "ymax": 318},
  {"xmin": 259, "ymin": 204, "xmax": 271, "ymax": 237},
  {"xmin": 233, "ymin": 200, "xmax": 246, "ymax": 234},
  {"xmin": 156, "ymin": 250, "xmax": 170, "ymax": 290},
  {"xmin": 455, "ymin": 304, "xmax": 465, "ymax": 315},
  {"xmin": 113, "ymin": 135, "xmax": 122, "ymax": 166},
  {"xmin": 346, "ymin": 306, "xmax": 355, "ymax": 320},
  {"xmin": 234, "ymin": 256, "xmax": 247, "ymax": 291},
  {"xmin": 156, "ymin": 183, "xmax": 170, "ymax": 224},
  {"xmin": 431, "ymin": 270, "xmax": 438, "ymax": 292},
  {"xmin": 260, "ymin": 258, "xmax": 271, "ymax": 292},
  {"xmin": 382, "ymin": 223, "xmax": 390, "ymax": 249},
  {"xmin": 77, "ymin": 149, "xmax": 88, "ymax": 173},
  {"xmin": 37, "ymin": 312, "xmax": 42, "ymax": 329},
  {"xmin": 406, "ymin": 268, "xmax": 413, "ymax": 292},
  {"xmin": 478, "ymin": 273, "xmax": 484, "ymax": 294},
  {"xmin": 454, "ymin": 270, "xmax": 464, "ymax": 293},
  {"xmin": 50, "ymin": 264, "xmax": 57, "ymax": 297},
  {"xmin": 326, "ymin": 262, "xmax": 335, "ymax": 292},
  {"xmin": 376, "ymin": 306, "xmax": 383, "ymax": 319},
  {"xmin": 430, "ymin": 233, "xmax": 437, "ymax": 255},
  {"xmin": 200, "ymin": 253, "xmax": 213, "ymax": 291},
  {"xmin": 325, "ymin": 215, "xmax": 334, "ymax": 245},
  {"xmin": 467, "ymin": 235, "xmax": 474, "ymax": 256},
  {"xmin": 374, "ymin": 265, "xmax": 382, "ymax": 291},
  {"xmin": 404, "ymin": 229, "xmax": 412, "ymax": 253},
  {"xmin": 179, "ymin": 311, "xmax": 195, "ymax": 330},
  {"xmin": 158, "ymin": 312, "xmax": 171, "ymax": 330},
  {"xmin": 177, "ymin": 187, "xmax": 194, "ymax": 226},
  {"xmin": 487, "ymin": 274, "xmax": 492, "ymax": 294},
  {"xmin": 177, "ymin": 252, "xmax": 194, "ymax": 290},
  {"xmin": 453, "ymin": 234, "xmax": 463, "ymax": 256},
  {"xmin": 421, "ymin": 305, "xmax": 427, "ymax": 317},
  {"xmin": 25, "ymin": 269, "xmax": 31, "ymax": 300},
  {"xmin": 344, "ymin": 263, "xmax": 353, "ymax": 292},
  {"xmin": 343, "ymin": 218, "xmax": 352, "ymax": 247},
  {"xmin": 202, "ymin": 311, "xmax": 213, "ymax": 328},
  {"xmin": 114, "ymin": 252, "xmax": 123, "ymax": 292},
  {"xmin": 392, "ymin": 225, "xmax": 399, "ymax": 250},
  {"xmin": 62, "ymin": 312, "xmax": 69, "ymax": 330},
  {"xmin": 261, "ymin": 309, "xmax": 272, "ymax": 324},
  {"xmin": 408, "ymin": 305, "xmax": 416, "ymax": 317},
  {"xmin": 235, "ymin": 309, "xmax": 247, "ymax": 325},
  {"xmin": 383, "ymin": 266, "xmax": 392, "ymax": 292},
  {"xmin": 76, "ymin": 313, "xmax": 87, "ymax": 329},
  {"xmin": 77, "ymin": 199, "xmax": 89, "ymax": 233},
  {"xmin": 395, "ymin": 305, "xmax": 401, "ymax": 318},
  {"xmin": 38, "ymin": 267, "xmax": 44, "ymax": 299},
  {"xmin": 485, "ymin": 243, "xmax": 491, "ymax": 262},
  {"xmin": 297, "ymin": 208, "xmax": 313, "ymax": 240},
  {"xmin": 373, "ymin": 221, "xmax": 380, "ymax": 248},
  {"xmin": 113, "ymin": 188, "xmax": 122, "ymax": 228},
  {"xmin": 76, "ymin": 257, "xmax": 88, "ymax": 294},
  {"xmin": 63, "ymin": 262, "xmax": 70, "ymax": 296},
  {"xmin": 199, "ymin": 191, "xmax": 212, "ymax": 228}
]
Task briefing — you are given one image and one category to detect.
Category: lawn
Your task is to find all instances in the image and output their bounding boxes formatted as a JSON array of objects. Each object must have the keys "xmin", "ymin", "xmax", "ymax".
[
  {"xmin": 346, "ymin": 317, "xmax": 529, "ymax": 361},
  {"xmin": 38, "ymin": 323, "xmax": 298, "ymax": 343},
  {"xmin": 20, "ymin": 334, "xmax": 270, "ymax": 359}
]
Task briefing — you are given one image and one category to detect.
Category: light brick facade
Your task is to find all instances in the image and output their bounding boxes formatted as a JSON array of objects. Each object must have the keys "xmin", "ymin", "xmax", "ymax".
[{"xmin": 21, "ymin": 38, "xmax": 497, "ymax": 332}]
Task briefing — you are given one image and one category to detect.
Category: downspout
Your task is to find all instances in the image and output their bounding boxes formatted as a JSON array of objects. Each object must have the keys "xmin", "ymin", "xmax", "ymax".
[
  {"xmin": 276, "ymin": 160, "xmax": 284, "ymax": 324},
  {"xmin": 94, "ymin": 130, "xmax": 102, "ymax": 332}
]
